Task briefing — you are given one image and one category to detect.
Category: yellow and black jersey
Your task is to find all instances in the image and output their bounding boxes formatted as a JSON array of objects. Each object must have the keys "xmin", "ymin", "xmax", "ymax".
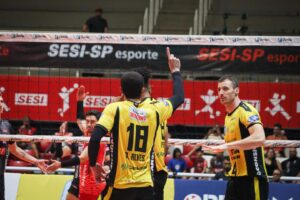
[
  {"xmin": 97, "ymin": 99, "xmax": 173, "ymax": 189},
  {"xmin": 144, "ymin": 98, "xmax": 168, "ymax": 173},
  {"xmin": 224, "ymin": 101, "xmax": 267, "ymax": 178}
]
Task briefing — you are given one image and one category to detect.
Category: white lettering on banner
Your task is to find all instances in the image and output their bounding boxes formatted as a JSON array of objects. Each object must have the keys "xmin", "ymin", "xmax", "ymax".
[
  {"xmin": 15, "ymin": 93, "xmax": 48, "ymax": 106},
  {"xmin": 242, "ymin": 99, "xmax": 260, "ymax": 111},
  {"xmin": 265, "ymin": 93, "xmax": 291, "ymax": 120},
  {"xmin": 84, "ymin": 96, "xmax": 113, "ymax": 108},
  {"xmin": 184, "ymin": 194, "xmax": 225, "ymax": 200},
  {"xmin": 48, "ymin": 44, "xmax": 113, "ymax": 58},
  {"xmin": 115, "ymin": 50, "xmax": 158, "ymax": 62},
  {"xmin": 58, "ymin": 83, "xmax": 78, "ymax": 117},
  {"xmin": 297, "ymin": 101, "xmax": 300, "ymax": 113},
  {"xmin": 0, "ymin": 87, "xmax": 10, "ymax": 111},
  {"xmin": 195, "ymin": 89, "xmax": 220, "ymax": 119},
  {"xmin": 157, "ymin": 98, "xmax": 191, "ymax": 111}
]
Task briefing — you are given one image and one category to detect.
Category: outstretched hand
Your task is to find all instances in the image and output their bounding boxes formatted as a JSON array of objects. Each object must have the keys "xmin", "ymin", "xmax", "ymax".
[
  {"xmin": 77, "ymin": 85, "xmax": 89, "ymax": 101},
  {"xmin": 202, "ymin": 144, "xmax": 228, "ymax": 154},
  {"xmin": 46, "ymin": 160, "xmax": 61, "ymax": 173},
  {"xmin": 90, "ymin": 163, "xmax": 109, "ymax": 184},
  {"xmin": 166, "ymin": 47, "xmax": 181, "ymax": 73},
  {"xmin": 35, "ymin": 159, "xmax": 49, "ymax": 174}
]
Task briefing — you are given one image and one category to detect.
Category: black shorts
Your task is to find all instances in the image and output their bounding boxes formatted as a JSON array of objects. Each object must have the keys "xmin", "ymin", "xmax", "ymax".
[
  {"xmin": 154, "ymin": 170, "xmax": 168, "ymax": 200},
  {"xmin": 225, "ymin": 176, "xmax": 269, "ymax": 200},
  {"xmin": 68, "ymin": 177, "xmax": 79, "ymax": 197},
  {"xmin": 102, "ymin": 186, "xmax": 153, "ymax": 200},
  {"xmin": 0, "ymin": 174, "xmax": 4, "ymax": 200}
]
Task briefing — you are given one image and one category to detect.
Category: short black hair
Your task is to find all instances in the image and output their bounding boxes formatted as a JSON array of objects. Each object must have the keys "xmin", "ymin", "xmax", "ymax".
[
  {"xmin": 218, "ymin": 75, "xmax": 239, "ymax": 88},
  {"xmin": 173, "ymin": 148, "xmax": 182, "ymax": 157},
  {"xmin": 85, "ymin": 110, "xmax": 101, "ymax": 120},
  {"xmin": 274, "ymin": 123, "xmax": 282, "ymax": 130},
  {"xmin": 95, "ymin": 8, "xmax": 103, "ymax": 13},
  {"xmin": 133, "ymin": 67, "xmax": 152, "ymax": 89},
  {"xmin": 121, "ymin": 72, "xmax": 144, "ymax": 99}
]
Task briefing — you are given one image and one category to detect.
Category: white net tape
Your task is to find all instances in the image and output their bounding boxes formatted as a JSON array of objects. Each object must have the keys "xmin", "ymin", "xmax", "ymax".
[{"xmin": 1, "ymin": 134, "xmax": 300, "ymax": 147}]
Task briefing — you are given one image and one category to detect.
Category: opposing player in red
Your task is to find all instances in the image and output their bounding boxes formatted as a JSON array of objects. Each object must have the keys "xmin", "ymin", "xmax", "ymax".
[{"xmin": 48, "ymin": 86, "xmax": 107, "ymax": 200}]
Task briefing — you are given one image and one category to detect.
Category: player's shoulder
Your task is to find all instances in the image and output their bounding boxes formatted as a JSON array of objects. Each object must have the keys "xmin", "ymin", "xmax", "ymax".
[{"xmin": 239, "ymin": 101, "xmax": 257, "ymax": 113}]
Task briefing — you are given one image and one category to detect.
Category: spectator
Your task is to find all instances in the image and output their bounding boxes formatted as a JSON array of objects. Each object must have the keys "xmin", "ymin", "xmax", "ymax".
[
  {"xmin": 265, "ymin": 148, "xmax": 282, "ymax": 176},
  {"xmin": 282, "ymin": 148, "xmax": 300, "ymax": 178},
  {"xmin": 17, "ymin": 116, "xmax": 39, "ymax": 158},
  {"xmin": 213, "ymin": 157, "xmax": 231, "ymax": 181},
  {"xmin": 83, "ymin": 8, "xmax": 108, "ymax": 33},
  {"xmin": 271, "ymin": 169, "xmax": 284, "ymax": 183},
  {"xmin": 167, "ymin": 148, "xmax": 186, "ymax": 173},
  {"xmin": 266, "ymin": 123, "xmax": 287, "ymax": 157},
  {"xmin": 204, "ymin": 126, "xmax": 223, "ymax": 140},
  {"xmin": 187, "ymin": 147, "xmax": 207, "ymax": 177},
  {"xmin": 210, "ymin": 152, "xmax": 224, "ymax": 173}
]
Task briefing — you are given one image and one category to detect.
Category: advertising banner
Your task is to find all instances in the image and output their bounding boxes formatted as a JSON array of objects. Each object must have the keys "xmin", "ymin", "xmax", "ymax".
[
  {"xmin": 1, "ymin": 75, "xmax": 300, "ymax": 128},
  {"xmin": 0, "ymin": 32, "xmax": 299, "ymax": 74}
]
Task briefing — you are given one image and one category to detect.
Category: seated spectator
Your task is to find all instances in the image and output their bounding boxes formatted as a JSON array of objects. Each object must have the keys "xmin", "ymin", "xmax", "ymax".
[
  {"xmin": 204, "ymin": 126, "xmax": 224, "ymax": 140},
  {"xmin": 213, "ymin": 157, "xmax": 230, "ymax": 181},
  {"xmin": 271, "ymin": 169, "xmax": 284, "ymax": 183},
  {"xmin": 83, "ymin": 8, "xmax": 108, "ymax": 33},
  {"xmin": 187, "ymin": 147, "xmax": 207, "ymax": 177},
  {"xmin": 167, "ymin": 148, "xmax": 186, "ymax": 173},
  {"xmin": 266, "ymin": 123, "xmax": 287, "ymax": 157},
  {"xmin": 210, "ymin": 152, "xmax": 224, "ymax": 173},
  {"xmin": 265, "ymin": 148, "xmax": 282, "ymax": 176},
  {"xmin": 17, "ymin": 116, "xmax": 39, "ymax": 158},
  {"xmin": 282, "ymin": 148, "xmax": 300, "ymax": 178}
]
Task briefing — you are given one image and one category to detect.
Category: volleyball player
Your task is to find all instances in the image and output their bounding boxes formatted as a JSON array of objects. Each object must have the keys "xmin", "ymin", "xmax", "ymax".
[{"xmin": 88, "ymin": 47, "xmax": 184, "ymax": 200}]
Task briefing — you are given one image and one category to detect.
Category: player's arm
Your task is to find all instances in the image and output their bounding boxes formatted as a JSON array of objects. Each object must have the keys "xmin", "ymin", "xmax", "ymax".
[
  {"xmin": 8, "ymin": 143, "xmax": 48, "ymax": 173},
  {"xmin": 166, "ymin": 47, "xmax": 184, "ymax": 111},
  {"xmin": 225, "ymin": 124, "xmax": 265, "ymax": 150},
  {"xmin": 204, "ymin": 124, "xmax": 265, "ymax": 152},
  {"xmin": 88, "ymin": 125, "xmax": 107, "ymax": 166},
  {"xmin": 76, "ymin": 85, "xmax": 89, "ymax": 133}
]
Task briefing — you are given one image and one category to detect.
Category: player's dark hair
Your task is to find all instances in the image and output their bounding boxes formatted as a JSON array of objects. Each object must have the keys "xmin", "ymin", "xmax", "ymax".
[
  {"xmin": 95, "ymin": 8, "xmax": 103, "ymax": 14},
  {"xmin": 133, "ymin": 67, "xmax": 152, "ymax": 90},
  {"xmin": 86, "ymin": 110, "xmax": 101, "ymax": 120},
  {"xmin": 274, "ymin": 123, "xmax": 282, "ymax": 130},
  {"xmin": 121, "ymin": 72, "xmax": 144, "ymax": 99},
  {"xmin": 218, "ymin": 75, "xmax": 239, "ymax": 88}
]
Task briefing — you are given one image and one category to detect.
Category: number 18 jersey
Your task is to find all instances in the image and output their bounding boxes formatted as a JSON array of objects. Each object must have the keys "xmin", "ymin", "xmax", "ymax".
[{"xmin": 97, "ymin": 99, "xmax": 173, "ymax": 189}]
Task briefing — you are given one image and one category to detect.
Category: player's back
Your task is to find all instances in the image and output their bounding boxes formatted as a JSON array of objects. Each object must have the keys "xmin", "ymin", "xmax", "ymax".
[{"xmin": 99, "ymin": 99, "xmax": 172, "ymax": 189}]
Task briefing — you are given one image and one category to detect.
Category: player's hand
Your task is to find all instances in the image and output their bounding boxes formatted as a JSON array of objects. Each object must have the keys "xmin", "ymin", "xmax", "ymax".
[
  {"xmin": 77, "ymin": 85, "xmax": 89, "ymax": 101},
  {"xmin": 166, "ymin": 47, "xmax": 181, "ymax": 73},
  {"xmin": 35, "ymin": 159, "xmax": 49, "ymax": 174},
  {"xmin": 202, "ymin": 144, "xmax": 228, "ymax": 153},
  {"xmin": 46, "ymin": 160, "xmax": 61, "ymax": 173},
  {"xmin": 59, "ymin": 121, "xmax": 68, "ymax": 135},
  {"xmin": 90, "ymin": 163, "xmax": 108, "ymax": 184}
]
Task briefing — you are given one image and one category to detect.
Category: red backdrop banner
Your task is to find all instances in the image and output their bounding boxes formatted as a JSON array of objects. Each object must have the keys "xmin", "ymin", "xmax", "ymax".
[{"xmin": 1, "ymin": 75, "xmax": 299, "ymax": 128}]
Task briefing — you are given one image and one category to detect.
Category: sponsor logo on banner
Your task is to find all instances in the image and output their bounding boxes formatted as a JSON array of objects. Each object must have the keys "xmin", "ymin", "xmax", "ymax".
[
  {"xmin": 231, "ymin": 37, "xmax": 247, "ymax": 43},
  {"xmin": 11, "ymin": 33, "xmax": 25, "ymax": 39},
  {"xmin": 209, "ymin": 37, "xmax": 225, "ymax": 43},
  {"xmin": 84, "ymin": 95, "xmax": 113, "ymax": 108},
  {"xmin": 0, "ymin": 87, "xmax": 10, "ymax": 111},
  {"xmin": 184, "ymin": 194, "xmax": 225, "ymax": 200},
  {"xmin": 129, "ymin": 107, "xmax": 146, "ymax": 121},
  {"xmin": 255, "ymin": 37, "xmax": 271, "ymax": 44},
  {"xmin": 277, "ymin": 37, "xmax": 293, "ymax": 43},
  {"xmin": 58, "ymin": 83, "xmax": 78, "ymax": 117},
  {"xmin": 120, "ymin": 35, "xmax": 135, "ymax": 41},
  {"xmin": 142, "ymin": 36, "xmax": 157, "ymax": 41},
  {"xmin": 48, "ymin": 44, "xmax": 114, "ymax": 59},
  {"xmin": 265, "ymin": 93, "xmax": 291, "ymax": 120},
  {"xmin": 195, "ymin": 89, "xmax": 220, "ymax": 119},
  {"xmin": 96, "ymin": 35, "xmax": 114, "ymax": 40},
  {"xmin": 242, "ymin": 99, "xmax": 260, "ymax": 111},
  {"xmin": 73, "ymin": 34, "xmax": 90, "ymax": 40},
  {"xmin": 297, "ymin": 101, "xmax": 300, "ymax": 113},
  {"xmin": 32, "ymin": 34, "xmax": 47, "ymax": 39},
  {"xmin": 15, "ymin": 93, "xmax": 48, "ymax": 106},
  {"xmin": 157, "ymin": 98, "xmax": 191, "ymax": 111},
  {"xmin": 54, "ymin": 34, "xmax": 68, "ymax": 40},
  {"xmin": 164, "ymin": 36, "xmax": 180, "ymax": 42}
]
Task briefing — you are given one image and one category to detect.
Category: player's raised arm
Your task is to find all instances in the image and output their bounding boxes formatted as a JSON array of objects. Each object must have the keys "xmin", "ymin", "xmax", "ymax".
[{"xmin": 166, "ymin": 47, "xmax": 184, "ymax": 111}]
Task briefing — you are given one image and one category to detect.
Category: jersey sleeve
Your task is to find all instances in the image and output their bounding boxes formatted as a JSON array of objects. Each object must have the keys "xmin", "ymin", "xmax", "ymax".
[
  {"xmin": 240, "ymin": 105, "xmax": 262, "ymax": 129},
  {"xmin": 154, "ymin": 100, "xmax": 174, "ymax": 124},
  {"xmin": 97, "ymin": 103, "xmax": 117, "ymax": 132}
]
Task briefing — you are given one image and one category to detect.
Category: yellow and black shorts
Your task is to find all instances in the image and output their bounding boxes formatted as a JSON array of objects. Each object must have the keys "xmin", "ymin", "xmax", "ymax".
[
  {"xmin": 102, "ymin": 185, "xmax": 154, "ymax": 200},
  {"xmin": 225, "ymin": 176, "xmax": 269, "ymax": 200}
]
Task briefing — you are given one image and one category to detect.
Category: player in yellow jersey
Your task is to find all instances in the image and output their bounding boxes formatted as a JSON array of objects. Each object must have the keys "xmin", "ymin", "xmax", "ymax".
[
  {"xmin": 133, "ymin": 67, "xmax": 169, "ymax": 200},
  {"xmin": 204, "ymin": 75, "xmax": 268, "ymax": 200},
  {"xmin": 88, "ymin": 47, "xmax": 184, "ymax": 200}
]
